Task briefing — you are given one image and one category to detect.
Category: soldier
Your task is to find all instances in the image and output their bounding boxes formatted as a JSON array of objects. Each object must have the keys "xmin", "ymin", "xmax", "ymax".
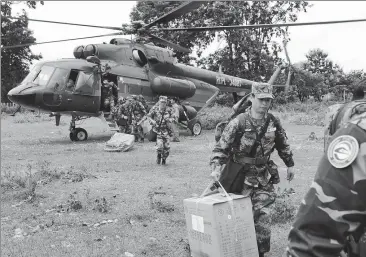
[
  {"xmin": 209, "ymin": 82, "xmax": 295, "ymax": 257},
  {"xmin": 138, "ymin": 94, "xmax": 149, "ymax": 112},
  {"xmin": 169, "ymin": 97, "xmax": 181, "ymax": 142},
  {"xmin": 146, "ymin": 96, "xmax": 174, "ymax": 165},
  {"xmin": 286, "ymin": 103, "xmax": 366, "ymax": 257},
  {"xmin": 116, "ymin": 96, "xmax": 130, "ymax": 133},
  {"xmin": 129, "ymin": 95, "xmax": 147, "ymax": 142},
  {"xmin": 324, "ymin": 84, "xmax": 366, "ymax": 149}
]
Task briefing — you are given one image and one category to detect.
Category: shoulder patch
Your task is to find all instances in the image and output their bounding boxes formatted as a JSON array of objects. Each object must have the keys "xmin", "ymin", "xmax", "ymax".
[{"xmin": 327, "ymin": 135, "xmax": 359, "ymax": 168}]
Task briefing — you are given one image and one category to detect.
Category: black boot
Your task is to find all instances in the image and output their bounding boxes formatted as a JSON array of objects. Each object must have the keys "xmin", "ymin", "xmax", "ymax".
[
  {"xmin": 156, "ymin": 153, "xmax": 161, "ymax": 164},
  {"xmin": 161, "ymin": 158, "xmax": 166, "ymax": 165}
]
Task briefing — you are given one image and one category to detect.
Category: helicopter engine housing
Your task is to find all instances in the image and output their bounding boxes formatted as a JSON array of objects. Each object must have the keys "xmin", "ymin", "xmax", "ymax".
[{"xmin": 151, "ymin": 76, "xmax": 196, "ymax": 99}]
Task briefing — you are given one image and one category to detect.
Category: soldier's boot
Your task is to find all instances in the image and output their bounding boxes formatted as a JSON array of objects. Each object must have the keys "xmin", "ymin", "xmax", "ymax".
[
  {"xmin": 259, "ymin": 254, "xmax": 265, "ymax": 257},
  {"xmin": 162, "ymin": 151, "xmax": 169, "ymax": 165},
  {"xmin": 156, "ymin": 153, "xmax": 161, "ymax": 165}
]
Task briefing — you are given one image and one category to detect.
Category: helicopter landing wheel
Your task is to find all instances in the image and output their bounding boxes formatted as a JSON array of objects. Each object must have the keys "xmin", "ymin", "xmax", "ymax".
[
  {"xmin": 70, "ymin": 128, "xmax": 88, "ymax": 142},
  {"xmin": 188, "ymin": 119, "xmax": 202, "ymax": 136}
]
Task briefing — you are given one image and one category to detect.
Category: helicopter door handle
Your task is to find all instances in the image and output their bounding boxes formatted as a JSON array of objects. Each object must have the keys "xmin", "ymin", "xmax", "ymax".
[{"xmin": 67, "ymin": 98, "xmax": 72, "ymax": 102}]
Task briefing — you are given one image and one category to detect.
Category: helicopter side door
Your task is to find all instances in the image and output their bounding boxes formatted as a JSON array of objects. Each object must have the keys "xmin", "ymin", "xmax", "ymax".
[{"xmin": 66, "ymin": 69, "xmax": 101, "ymax": 113}]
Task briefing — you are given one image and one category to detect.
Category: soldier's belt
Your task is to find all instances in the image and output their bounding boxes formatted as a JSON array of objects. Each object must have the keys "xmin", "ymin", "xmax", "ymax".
[{"xmin": 233, "ymin": 155, "xmax": 269, "ymax": 165}]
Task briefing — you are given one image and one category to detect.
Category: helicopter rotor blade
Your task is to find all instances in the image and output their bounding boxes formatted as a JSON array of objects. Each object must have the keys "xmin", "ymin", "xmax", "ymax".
[
  {"xmin": 142, "ymin": 1, "xmax": 205, "ymax": 30},
  {"xmin": 147, "ymin": 34, "xmax": 191, "ymax": 53},
  {"xmin": 5, "ymin": 16, "xmax": 125, "ymax": 31},
  {"xmin": 1, "ymin": 32, "xmax": 123, "ymax": 50},
  {"xmin": 160, "ymin": 18, "xmax": 366, "ymax": 32}
]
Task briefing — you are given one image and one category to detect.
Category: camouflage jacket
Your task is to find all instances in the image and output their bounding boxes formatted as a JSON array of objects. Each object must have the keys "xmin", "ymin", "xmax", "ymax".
[
  {"xmin": 128, "ymin": 100, "xmax": 146, "ymax": 121},
  {"xmin": 210, "ymin": 108, "xmax": 294, "ymax": 186},
  {"xmin": 117, "ymin": 102, "xmax": 129, "ymax": 119},
  {"xmin": 287, "ymin": 112, "xmax": 366, "ymax": 257},
  {"xmin": 146, "ymin": 106, "xmax": 174, "ymax": 137}
]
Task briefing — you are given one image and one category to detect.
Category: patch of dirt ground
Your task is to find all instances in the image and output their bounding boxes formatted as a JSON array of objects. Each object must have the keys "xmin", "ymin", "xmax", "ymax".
[{"xmin": 1, "ymin": 114, "xmax": 325, "ymax": 257}]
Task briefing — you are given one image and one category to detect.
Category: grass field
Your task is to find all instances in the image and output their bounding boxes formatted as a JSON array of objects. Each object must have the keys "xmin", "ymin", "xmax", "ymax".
[{"xmin": 1, "ymin": 112, "xmax": 325, "ymax": 257}]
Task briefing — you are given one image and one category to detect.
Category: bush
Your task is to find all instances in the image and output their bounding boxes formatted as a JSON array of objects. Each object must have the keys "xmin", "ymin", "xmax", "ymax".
[{"xmin": 199, "ymin": 104, "xmax": 232, "ymax": 130}]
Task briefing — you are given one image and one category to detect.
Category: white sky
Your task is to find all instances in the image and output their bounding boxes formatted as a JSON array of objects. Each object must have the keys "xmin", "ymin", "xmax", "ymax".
[{"xmin": 11, "ymin": 1, "xmax": 366, "ymax": 73}]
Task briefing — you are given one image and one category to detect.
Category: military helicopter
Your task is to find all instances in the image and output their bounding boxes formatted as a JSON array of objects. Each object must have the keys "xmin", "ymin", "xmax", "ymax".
[{"xmin": 4, "ymin": 1, "xmax": 366, "ymax": 142}]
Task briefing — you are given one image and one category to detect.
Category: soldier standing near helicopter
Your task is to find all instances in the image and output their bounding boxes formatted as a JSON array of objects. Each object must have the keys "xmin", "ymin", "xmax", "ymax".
[
  {"xmin": 129, "ymin": 95, "xmax": 147, "ymax": 142},
  {"xmin": 146, "ymin": 96, "xmax": 174, "ymax": 165},
  {"xmin": 116, "ymin": 96, "xmax": 130, "ymax": 133},
  {"xmin": 168, "ymin": 97, "xmax": 181, "ymax": 142},
  {"xmin": 209, "ymin": 82, "xmax": 294, "ymax": 257}
]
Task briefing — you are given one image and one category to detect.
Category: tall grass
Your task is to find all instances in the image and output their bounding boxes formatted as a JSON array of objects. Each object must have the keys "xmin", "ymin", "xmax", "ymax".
[{"xmin": 198, "ymin": 100, "xmax": 341, "ymax": 129}]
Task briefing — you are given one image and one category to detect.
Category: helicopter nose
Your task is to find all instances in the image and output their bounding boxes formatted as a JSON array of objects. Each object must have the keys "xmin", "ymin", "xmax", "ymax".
[{"xmin": 8, "ymin": 88, "xmax": 36, "ymax": 107}]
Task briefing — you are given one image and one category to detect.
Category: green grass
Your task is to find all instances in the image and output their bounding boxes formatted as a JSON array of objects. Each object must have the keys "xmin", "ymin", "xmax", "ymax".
[{"xmin": 1, "ymin": 110, "xmax": 325, "ymax": 257}]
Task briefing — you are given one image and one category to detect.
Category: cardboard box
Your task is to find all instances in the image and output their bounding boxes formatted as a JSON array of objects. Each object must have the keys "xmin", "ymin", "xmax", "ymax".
[{"xmin": 183, "ymin": 193, "xmax": 259, "ymax": 257}]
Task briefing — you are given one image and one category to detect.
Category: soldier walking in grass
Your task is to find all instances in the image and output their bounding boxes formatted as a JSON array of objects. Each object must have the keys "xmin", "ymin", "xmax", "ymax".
[
  {"xmin": 209, "ymin": 82, "xmax": 295, "ymax": 257},
  {"xmin": 146, "ymin": 96, "xmax": 174, "ymax": 165}
]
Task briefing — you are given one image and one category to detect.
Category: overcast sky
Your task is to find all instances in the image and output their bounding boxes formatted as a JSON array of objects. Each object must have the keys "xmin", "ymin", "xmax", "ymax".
[{"xmin": 11, "ymin": 1, "xmax": 366, "ymax": 73}]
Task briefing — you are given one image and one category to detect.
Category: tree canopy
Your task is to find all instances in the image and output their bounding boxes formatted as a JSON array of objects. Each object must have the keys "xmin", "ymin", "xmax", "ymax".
[
  {"xmin": 130, "ymin": 1, "xmax": 310, "ymax": 81},
  {"xmin": 1, "ymin": 1, "xmax": 43, "ymax": 102}
]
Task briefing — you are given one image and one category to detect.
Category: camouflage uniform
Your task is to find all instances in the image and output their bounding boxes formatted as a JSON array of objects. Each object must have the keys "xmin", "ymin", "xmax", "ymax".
[
  {"xmin": 168, "ymin": 97, "xmax": 181, "ymax": 142},
  {"xmin": 138, "ymin": 95, "xmax": 149, "ymax": 113},
  {"xmin": 116, "ymin": 97, "xmax": 130, "ymax": 133},
  {"xmin": 324, "ymin": 100, "xmax": 366, "ymax": 149},
  {"xmin": 210, "ymin": 83, "xmax": 294, "ymax": 256},
  {"xmin": 147, "ymin": 96, "xmax": 174, "ymax": 165},
  {"xmin": 286, "ymin": 110, "xmax": 366, "ymax": 257},
  {"xmin": 129, "ymin": 95, "xmax": 147, "ymax": 142}
]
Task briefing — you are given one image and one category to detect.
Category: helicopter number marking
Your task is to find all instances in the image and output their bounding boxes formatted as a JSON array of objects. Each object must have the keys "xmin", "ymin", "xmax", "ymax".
[{"xmin": 216, "ymin": 75, "xmax": 242, "ymax": 88}]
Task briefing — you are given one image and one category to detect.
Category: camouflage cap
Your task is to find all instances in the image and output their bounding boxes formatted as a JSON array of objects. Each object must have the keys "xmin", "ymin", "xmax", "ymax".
[
  {"xmin": 159, "ymin": 96, "xmax": 168, "ymax": 103},
  {"xmin": 252, "ymin": 82, "xmax": 274, "ymax": 99}
]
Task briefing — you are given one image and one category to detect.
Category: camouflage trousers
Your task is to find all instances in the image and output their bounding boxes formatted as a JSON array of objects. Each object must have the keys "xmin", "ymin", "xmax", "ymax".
[
  {"xmin": 241, "ymin": 183, "xmax": 276, "ymax": 254},
  {"xmin": 156, "ymin": 135, "xmax": 170, "ymax": 159},
  {"xmin": 131, "ymin": 124, "xmax": 144, "ymax": 142}
]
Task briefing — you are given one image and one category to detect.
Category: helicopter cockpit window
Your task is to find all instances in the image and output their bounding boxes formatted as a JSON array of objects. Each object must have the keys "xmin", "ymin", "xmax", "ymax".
[
  {"xmin": 46, "ymin": 67, "xmax": 70, "ymax": 91},
  {"xmin": 74, "ymin": 71, "xmax": 94, "ymax": 95},
  {"xmin": 32, "ymin": 65, "xmax": 55, "ymax": 87},
  {"xmin": 21, "ymin": 64, "xmax": 42, "ymax": 85},
  {"xmin": 65, "ymin": 70, "xmax": 79, "ymax": 92}
]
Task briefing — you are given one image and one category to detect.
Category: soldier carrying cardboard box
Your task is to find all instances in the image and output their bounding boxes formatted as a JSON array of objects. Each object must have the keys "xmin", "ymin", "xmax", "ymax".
[{"xmin": 209, "ymin": 82, "xmax": 295, "ymax": 257}]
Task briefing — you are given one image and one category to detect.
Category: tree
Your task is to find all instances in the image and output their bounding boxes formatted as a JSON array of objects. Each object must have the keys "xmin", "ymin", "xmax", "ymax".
[
  {"xmin": 303, "ymin": 48, "xmax": 345, "ymax": 88},
  {"xmin": 130, "ymin": 1, "xmax": 310, "ymax": 81},
  {"xmin": 1, "ymin": 1, "xmax": 43, "ymax": 102},
  {"xmin": 289, "ymin": 62, "xmax": 325, "ymax": 102}
]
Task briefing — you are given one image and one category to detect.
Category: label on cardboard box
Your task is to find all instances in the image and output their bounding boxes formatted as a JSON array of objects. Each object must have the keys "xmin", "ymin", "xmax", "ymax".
[{"xmin": 191, "ymin": 214, "xmax": 204, "ymax": 233}]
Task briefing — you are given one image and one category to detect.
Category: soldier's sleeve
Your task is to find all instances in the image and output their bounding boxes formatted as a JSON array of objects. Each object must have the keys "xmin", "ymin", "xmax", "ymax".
[
  {"xmin": 139, "ymin": 102, "xmax": 147, "ymax": 115},
  {"xmin": 287, "ymin": 124, "xmax": 366, "ymax": 257},
  {"xmin": 210, "ymin": 117, "xmax": 241, "ymax": 165},
  {"xmin": 146, "ymin": 107, "xmax": 155, "ymax": 119},
  {"xmin": 273, "ymin": 116, "xmax": 294, "ymax": 167}
]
